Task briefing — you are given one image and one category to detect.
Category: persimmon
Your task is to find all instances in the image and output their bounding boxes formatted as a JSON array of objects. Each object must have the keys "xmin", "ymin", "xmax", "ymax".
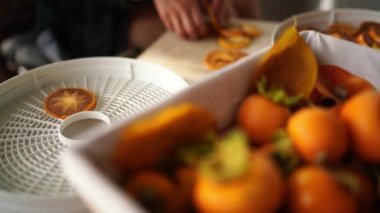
[
  {"xmin": 125, "ymin": 171, "xmax": 179, "ymax": 213},
  {"xmin": 176, "ymin": 167, "xmax": 197, "ymax": 212},
  {"xmin": 288, "ymin": 166, "xmax": 357, "ymax": 213},
  {"xmin": 340, "ymin": 168, "xmax": 376, "ymax": 211},
  {"xmin": 287, "ymin": 107, "xmax": 349, "ymax": 164},
  {"xmin": 318, "ymin": 65, "xmax": 375, "ymax": 100},
  {"xmin": 253, "ymin": 26, "xmax": 318, "ymax": 98},
  {"xmin": 194, "ymin": 152, "xmax": 284, "ymax": 213},
  {"xmin": 112, "ymin": 103, "xmax": 216, "ymax": 171},
  {"xmin": 340, "ymin": 91, "xmax": 380, "ymax": 163},
  {"xmin": 238, "ymin": 94, "xmax": 291, "ymax": 145}
]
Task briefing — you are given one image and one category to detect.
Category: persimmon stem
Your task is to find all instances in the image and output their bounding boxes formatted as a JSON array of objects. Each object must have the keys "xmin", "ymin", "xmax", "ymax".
[
  {"xmin": 257, "ymin": 77, "xmax": 301, "ymax": 107},
  {"xmin": 198, "ymin": 129, "xmax": 250, "ymax": 182}
]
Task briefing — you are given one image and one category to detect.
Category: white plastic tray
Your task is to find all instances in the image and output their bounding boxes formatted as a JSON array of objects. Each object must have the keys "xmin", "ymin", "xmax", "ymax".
[
  {"xmin": 0, "ymin": 57, "xmax": 188, "ymax": 213},
  {"xmin": 272, "ymin": 8, "xmax": 380, "ymax": 42}
]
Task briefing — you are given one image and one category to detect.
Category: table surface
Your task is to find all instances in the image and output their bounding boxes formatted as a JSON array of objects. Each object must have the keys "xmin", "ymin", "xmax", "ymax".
[{"xmin": 137, "ymin": 19, "xmax": 279, "ymax": 83}]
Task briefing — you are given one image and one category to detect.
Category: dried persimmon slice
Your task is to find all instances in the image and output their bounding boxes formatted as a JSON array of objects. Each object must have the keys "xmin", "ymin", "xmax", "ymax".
[
  {"xmin": 44, "ymin": 88, "xmax": 97, "ymax": 119},
  {"xmin": 204, "ymin": 49, "xmax": 247, "ymax": 70}
]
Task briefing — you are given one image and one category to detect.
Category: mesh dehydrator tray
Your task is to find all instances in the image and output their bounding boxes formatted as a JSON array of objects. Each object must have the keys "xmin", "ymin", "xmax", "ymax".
[{"xmin": 0, "ymin": 57, "xmax": 188, "ymax": 213}]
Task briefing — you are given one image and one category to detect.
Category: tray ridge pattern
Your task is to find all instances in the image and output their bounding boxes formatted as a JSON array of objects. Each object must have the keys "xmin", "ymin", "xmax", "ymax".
[{"xmin": 0, "ymin": 76, "xmax": 172, "ymax": 197}]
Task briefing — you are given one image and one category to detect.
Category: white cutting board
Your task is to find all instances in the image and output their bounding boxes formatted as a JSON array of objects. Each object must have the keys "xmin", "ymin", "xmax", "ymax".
[{"xmin": 138, "ymin": 18, "xmax": 279, "ymax": 83}]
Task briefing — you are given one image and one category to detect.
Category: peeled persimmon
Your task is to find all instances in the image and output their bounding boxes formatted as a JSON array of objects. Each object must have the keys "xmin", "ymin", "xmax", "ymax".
[
  {"xmin": 287, "ymin": 107, "xmax": 349, "ymax": 164},
  {"xmin": 340, "ymin": 91, "xmax": 380, "ymax": 163},
  {"xmin": 253, "ymin": 26, "xmax": 318, "ymax": 98},
  {"xmin": 44, "ymin": 88, "xmax": 96, "ymax": 119}
]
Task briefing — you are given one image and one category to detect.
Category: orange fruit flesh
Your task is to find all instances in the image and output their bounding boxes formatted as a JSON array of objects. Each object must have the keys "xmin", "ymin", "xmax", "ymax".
[
  {"xmin": 204, "ymin": 49, "xmax": 247, "ymax": 70},
  {"xmin": 44, "ymin": 88, "xmax": 96, "ymax": 119}
]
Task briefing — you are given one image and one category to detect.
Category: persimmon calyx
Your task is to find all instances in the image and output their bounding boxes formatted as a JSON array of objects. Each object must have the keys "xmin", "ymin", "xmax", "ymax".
[
  {"xmin": 333, "ymin": 170, "xmax": 360, "ymax": 194},
  {"xmin": 272, "ymin": 129, "xmax": 299, "ymax": 174},
  {"xmin": 257, "ymin": 78, "xmax": 301, "ymax": 107},
  {"xmin": 178, "ymin": 132, "xmax": 216, "ymax": 166},
  {"xmin": 198, "ymin": 129, "xmax": 250, "ymax": 182}
]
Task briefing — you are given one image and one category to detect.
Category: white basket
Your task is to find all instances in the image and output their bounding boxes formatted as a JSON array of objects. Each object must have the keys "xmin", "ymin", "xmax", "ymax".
[
  {"xmin": 63, "ymin": 33, "xmax": 380, "ymax": 213},
  {"xmin": 271, "ymin": 8, "xmax": 380, "ymax": 42},
  {"xmin": 0, "ymin": 57, "xmax": 188, "ymax": 212}
]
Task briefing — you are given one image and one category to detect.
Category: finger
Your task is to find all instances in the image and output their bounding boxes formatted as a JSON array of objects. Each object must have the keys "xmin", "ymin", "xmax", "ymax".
[
  {"xmin": 219, "ymin": 3, "xmax": 231, "ymax": 26},
  {"xmin": 161, "ymin": 15, "xmax": 174, "ymax": 32},
  {"xmin": 179, "ymin": 9, "xmax": 199, "ymax": 40},
  {"xmin": 212, "ymin": 0, "xmax": 222, "ymax": 12},
  {"xmin": 190, "ymin": 7, "xmax": 209, "ymax": 37},
  {"xmin": 212, "ymin": 0, "xmax": 230, "ymax": 26},
  {"xmin": 169, "ymin": 12, "xmax": 187, "ymax": 39}
]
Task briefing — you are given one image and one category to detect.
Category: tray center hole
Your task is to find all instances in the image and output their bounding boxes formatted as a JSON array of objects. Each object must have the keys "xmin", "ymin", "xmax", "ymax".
[
  {"xmin": 62, "ymin": 118, "xmax": 109, "ymax": 140},
  {"xmin": 59, "ymin": 111, "xmax": 111, "ymax": 145}
]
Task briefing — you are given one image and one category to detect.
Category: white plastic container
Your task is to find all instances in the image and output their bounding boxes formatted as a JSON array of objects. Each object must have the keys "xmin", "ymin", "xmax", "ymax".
[
  {"xmin": 272, "ymin": 8, "xmax": 380, "ymax": 42},
  {"xmin": 63, "ymin": 33, "xmax": 380, "ymax": 213},
  {"xmin": 0, "ymin": 57, "xmax": 188, "ymax": 213}
]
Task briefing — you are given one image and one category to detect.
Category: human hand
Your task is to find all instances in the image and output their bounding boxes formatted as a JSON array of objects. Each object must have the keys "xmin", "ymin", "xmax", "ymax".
[
  {"xmin": 205, "ymin": 0, "xmax": 233, "ymax": 27},
  {"xmin": 153, "ymin": 0, "xmax": 210, "ymax": 40}
]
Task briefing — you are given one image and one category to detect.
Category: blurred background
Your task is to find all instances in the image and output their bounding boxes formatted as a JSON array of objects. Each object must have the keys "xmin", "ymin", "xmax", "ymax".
[
  {"xmin": 260, "ymin": 0, "xmax": 380, "ymax": 20},
  {"xmin": 1, "ymin": 0, "xmax": 380, "ymax": 82}
]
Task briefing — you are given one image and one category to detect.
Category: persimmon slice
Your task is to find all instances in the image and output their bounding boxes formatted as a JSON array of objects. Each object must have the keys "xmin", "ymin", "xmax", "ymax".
[
  {"xmin": 218, "ymin": 35, "xmax": 251, "ymax": 50},
  {"xmin": 220, "ymin": 24, "xmax": 262, "ymax": 38},
  {"xmin": 240, "ymin": 24, "xmax": 262, "ymax": 37},
  {"xmin": 204, "ymin": 49, "xmax": 247, "ymax": 70},
  {"xmin": 44, "ymin": 88, "xmax": 97, "ymax": 119},
  {"xmin": 220, "ymin": 26, "xmax": 246, "ymax": 37}
]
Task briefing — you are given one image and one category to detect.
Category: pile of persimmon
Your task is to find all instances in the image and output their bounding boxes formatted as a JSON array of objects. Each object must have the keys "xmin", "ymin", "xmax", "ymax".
[{"xmin": 110, "ymin": 26, "xmax": 380, "ymax": 213}]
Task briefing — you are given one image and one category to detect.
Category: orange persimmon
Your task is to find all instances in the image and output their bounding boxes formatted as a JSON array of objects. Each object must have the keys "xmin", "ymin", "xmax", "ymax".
[
  {"xmin": 253, "ymin": 26, "xmax": 318, "ymax": 98},
  {"xmin": 238, "ymin": 94, "xmax": 291, "ymax": 145},
  {"xmin": 318, "ymin": 65, "xmax": 375, "ymax": 100},
  {"xmin": 194, "ymin": 152, "xmax": 284, "ymax": 213},
  {"xmin": 340, "ymin": 91, "xmax": 380, "ymax": 163},
  {"xmin": 125, "ymin": 171, "xmax": 179, "ymax": 212},
  {"xmin": 288, "ymin": 166, "xmax": 357, "ymax": 213},
  {"xmin": 112, "ymin": 103, "xmax": 216, "ymax": 172},
  {"xmin": 287, "ymin": 107, "xmax": 349, "ymax": 164}
]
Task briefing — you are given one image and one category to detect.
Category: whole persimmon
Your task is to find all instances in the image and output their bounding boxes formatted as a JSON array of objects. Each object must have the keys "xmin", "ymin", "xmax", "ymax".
[
  {"xmin": 318, "ymin": 65, "xmax": 375, "ymax": 99},
  {"xmin": 238, "ymin": 94, "xmax": 291, "ymax": 145},
  {"xmin": 342, "ymin": 168, "xmax": 376, "ymax": 211},
  {"xmin": 340, "ymin": 91, "xmax": 380, "ymax": 163},
  {"xmin": 288, "ymin": 166, "xmax": 357, "ymax": 213},
  {"xmin": 287, "ymin": 107, "xmax": 349, "ymax": 164},
  {"xmin": 194, "ymin": 152, "xmax": 285, "ymax": 213},
  {"xmin": 125, "ymin": 171, "xmax": 180, "ymax": 212}
]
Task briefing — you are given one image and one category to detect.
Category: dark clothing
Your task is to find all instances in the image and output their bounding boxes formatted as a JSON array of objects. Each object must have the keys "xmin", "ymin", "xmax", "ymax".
[{"xmin": 34, "ymin": 0, "xmax": 130, "ymax": 59}]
